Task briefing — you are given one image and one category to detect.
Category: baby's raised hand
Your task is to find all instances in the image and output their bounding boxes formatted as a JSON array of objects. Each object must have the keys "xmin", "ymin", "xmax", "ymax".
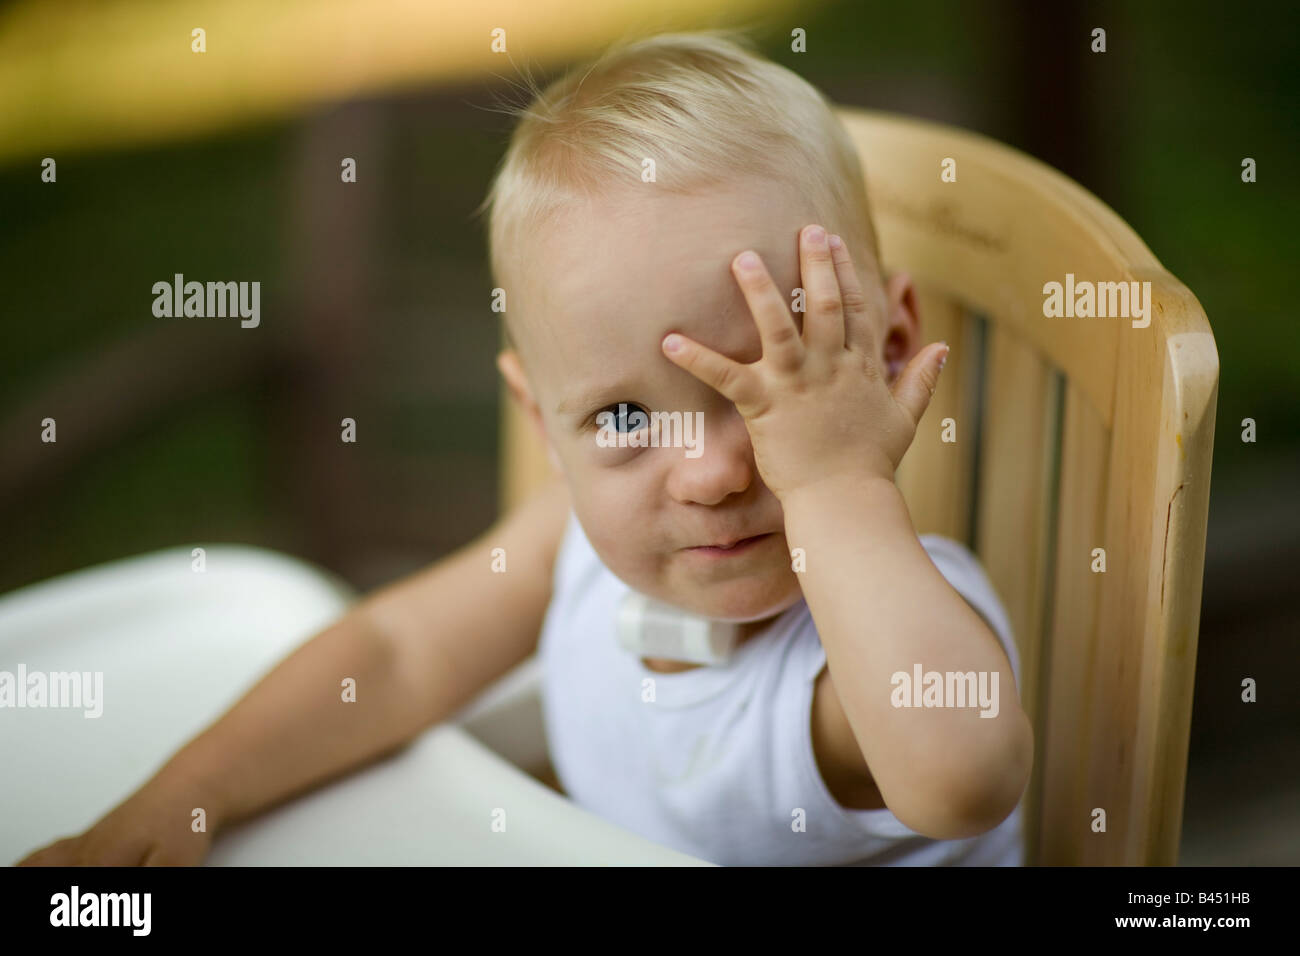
[{"xmin": 661, "ymin": 224, "xmax": 949, "ymax": 501}]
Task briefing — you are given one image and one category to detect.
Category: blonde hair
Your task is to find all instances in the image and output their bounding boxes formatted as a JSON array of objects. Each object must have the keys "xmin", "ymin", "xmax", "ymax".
[{"xmin": 475, "ymin": 29, "xmax": 880, "ymax": 346}]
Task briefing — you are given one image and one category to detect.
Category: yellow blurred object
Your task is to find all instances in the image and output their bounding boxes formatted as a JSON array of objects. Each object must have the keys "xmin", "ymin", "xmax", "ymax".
[{"xmin": 0, "ymin": 0, "xmax": 794, "ymax": 162}]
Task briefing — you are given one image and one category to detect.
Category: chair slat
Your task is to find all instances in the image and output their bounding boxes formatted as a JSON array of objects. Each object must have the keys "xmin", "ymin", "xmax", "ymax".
[
  {"xmin": 1036, "ymin": 381, "xmax": 1110, "ymax": 865},
  {"xmin": 974, "ymin": 330, "xmax": 1059, "ymax": 717},
  {"xmin": 968, "ymin": 329, "xmax": 1061, "ymax": 864},
  {"xmin": 894, "ymin": 287, "xmax": 980, "ymax": 544}
]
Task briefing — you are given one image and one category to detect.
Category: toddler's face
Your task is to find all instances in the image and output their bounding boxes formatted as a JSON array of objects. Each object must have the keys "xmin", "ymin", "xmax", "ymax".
[{"xmin": 500, "ymin": 175, "xmax": 899, "ymax": 624}]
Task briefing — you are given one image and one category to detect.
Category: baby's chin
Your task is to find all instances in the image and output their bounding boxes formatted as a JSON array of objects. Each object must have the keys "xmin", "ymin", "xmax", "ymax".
[{"xmin": 641, "ymin": 567, "xmax": 802, "ymax": 622}]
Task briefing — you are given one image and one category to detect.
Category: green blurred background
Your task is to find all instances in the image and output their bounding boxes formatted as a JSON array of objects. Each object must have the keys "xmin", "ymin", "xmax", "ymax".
[{"xmin": 2, "ymin": 0, "xmax": 1296, "ymax": 863}]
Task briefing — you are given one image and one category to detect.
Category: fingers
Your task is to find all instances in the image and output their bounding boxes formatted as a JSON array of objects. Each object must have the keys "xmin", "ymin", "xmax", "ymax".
[
  {"xmin": 662, "ymin": 333, "xmax": 757, "ymax": 407},
  {"xmin": 826, "ymin": 234, "xmax": 876, "ymax": 355},
  {"xmin": 798, "ymin": 224, "xmax": 845, "ymax": 354},
  {"xmin": 891, "ymin": 341, "xmax": 950, "ymax": 427},
  {"xmin": 730, "ymin": 250, "xmax": 803, "ymax": 372}
]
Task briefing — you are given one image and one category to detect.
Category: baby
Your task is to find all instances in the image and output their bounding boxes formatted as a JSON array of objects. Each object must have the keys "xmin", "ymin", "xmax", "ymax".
[
  {"xmin": 482, "ymin": 30, "xmax": 1031, "ymax": 865},
  {"xmin": 17, "ymin": 30, "xmax": 1030, "ymax": 868}
]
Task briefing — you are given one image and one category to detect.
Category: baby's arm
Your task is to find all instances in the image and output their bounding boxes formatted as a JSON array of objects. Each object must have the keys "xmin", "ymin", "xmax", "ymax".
[
  {"xmin": 18, "ymin": 476, "xmax": 570, "ymax": 864},
  {"xmin": 784, "ymin": 474, "xmax": 1033, "ymax": 841}
]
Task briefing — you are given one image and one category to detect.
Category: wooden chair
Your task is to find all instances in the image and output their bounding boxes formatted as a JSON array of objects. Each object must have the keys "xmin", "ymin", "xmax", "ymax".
[{"xmin": 482, "ymin": 107, "xmax": 1219, "ymax": 866}]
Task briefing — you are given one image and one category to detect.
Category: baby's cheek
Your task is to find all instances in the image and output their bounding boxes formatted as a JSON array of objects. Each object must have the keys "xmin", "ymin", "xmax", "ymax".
[{"xmin": 583, "ymin": 524, "xmax": 654, "ymax": 586}]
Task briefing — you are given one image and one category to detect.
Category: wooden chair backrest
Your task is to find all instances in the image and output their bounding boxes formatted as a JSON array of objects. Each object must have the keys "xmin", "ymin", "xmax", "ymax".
[{"xmin": 497, "ymin": 108, "xmax": 1219, "ymax": 865}]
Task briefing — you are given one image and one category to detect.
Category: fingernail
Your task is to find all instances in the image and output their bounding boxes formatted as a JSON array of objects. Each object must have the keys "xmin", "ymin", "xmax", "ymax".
[
  {"xmin": 938, "ymin": 342, "xmax": 950, "ymax": 370},
  {"xmin": 828, "ymin": 234, "xmax": 843, "ymax": 250},
  {"xmin": 663, "ymin": 334, "xmax": 681, "ymax": 352},
  {"xmin": 805, "ymin": 225, "xmax": 826, "ymax": 245},
  {"xmin": 735, "ymin": 251, "xmax": 760, "ymax": 272}
]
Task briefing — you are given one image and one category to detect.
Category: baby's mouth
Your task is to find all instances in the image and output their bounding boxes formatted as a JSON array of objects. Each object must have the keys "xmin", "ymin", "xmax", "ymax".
[{"xmin": 686, "ymin": 533, "xmax": 774, "ymax": 553}]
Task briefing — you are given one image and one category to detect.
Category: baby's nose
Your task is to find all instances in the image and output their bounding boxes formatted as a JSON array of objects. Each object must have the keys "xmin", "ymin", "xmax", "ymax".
[{"xmin": 665, "ymin": 413, "xmax": 756, "ymax": 505}]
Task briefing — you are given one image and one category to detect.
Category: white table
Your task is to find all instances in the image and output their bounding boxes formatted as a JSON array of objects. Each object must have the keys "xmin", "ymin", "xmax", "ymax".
[{"xmin": 0, "ymin": 546, "xmax": 709, "ymax": 866}]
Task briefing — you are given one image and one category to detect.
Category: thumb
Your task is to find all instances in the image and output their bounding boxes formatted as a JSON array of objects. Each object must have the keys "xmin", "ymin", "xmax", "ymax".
[{"xmin": 891, "ymin": 342, "xmax": 949, "ymax": 426}]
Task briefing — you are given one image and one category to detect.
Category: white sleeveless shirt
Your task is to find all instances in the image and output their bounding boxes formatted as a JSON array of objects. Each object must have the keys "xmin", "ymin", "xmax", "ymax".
[{"xmin": 538, "ymin": 509, "xmax": 1026, "ymax": 866}]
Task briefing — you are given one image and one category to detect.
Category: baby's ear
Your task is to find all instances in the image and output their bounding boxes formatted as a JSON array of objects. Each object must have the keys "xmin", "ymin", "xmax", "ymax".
[
  {"xmin": 497, "ymin": 348, "xmax": 532, "ymax": 409},
  {"xmin": 497, "ymin": 349, "xmax": 563, "ymax": 475},
  {"xmin": 881, "ymin": 272, "xmax": 921, "ymax": 384}
]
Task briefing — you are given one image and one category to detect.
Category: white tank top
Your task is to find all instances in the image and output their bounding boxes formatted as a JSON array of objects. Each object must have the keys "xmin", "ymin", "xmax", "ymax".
[{"xmin": 538, "ymin": 509, "xmax": 1026, "ymax": 866}]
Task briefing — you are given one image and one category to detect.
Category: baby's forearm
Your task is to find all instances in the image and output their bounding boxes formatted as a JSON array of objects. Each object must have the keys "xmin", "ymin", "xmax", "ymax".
[
  {"xmin": 155, "ymin": 608, "xmax": 429, "ymax": 832},
  {"xmin": 781, "ymin": 474, "xmax": 1033, "ymax": 839}
]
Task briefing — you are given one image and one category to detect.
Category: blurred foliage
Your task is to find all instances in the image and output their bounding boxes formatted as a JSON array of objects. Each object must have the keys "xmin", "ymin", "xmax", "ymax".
[{"xmin": 1, "ymin": 0, "xmax": 1295, "ymax": 592}]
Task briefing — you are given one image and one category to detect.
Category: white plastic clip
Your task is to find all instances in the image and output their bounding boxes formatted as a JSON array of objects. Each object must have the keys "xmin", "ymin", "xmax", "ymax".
[{"xmin": 616, "ymin": 591, "xmax": 741, "ymax": 665}]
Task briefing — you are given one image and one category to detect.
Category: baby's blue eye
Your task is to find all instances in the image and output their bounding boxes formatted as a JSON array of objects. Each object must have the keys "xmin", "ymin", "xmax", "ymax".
[{"xmin": 597, "ymin": 403, "xmax": 649, "ymax": 434}]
